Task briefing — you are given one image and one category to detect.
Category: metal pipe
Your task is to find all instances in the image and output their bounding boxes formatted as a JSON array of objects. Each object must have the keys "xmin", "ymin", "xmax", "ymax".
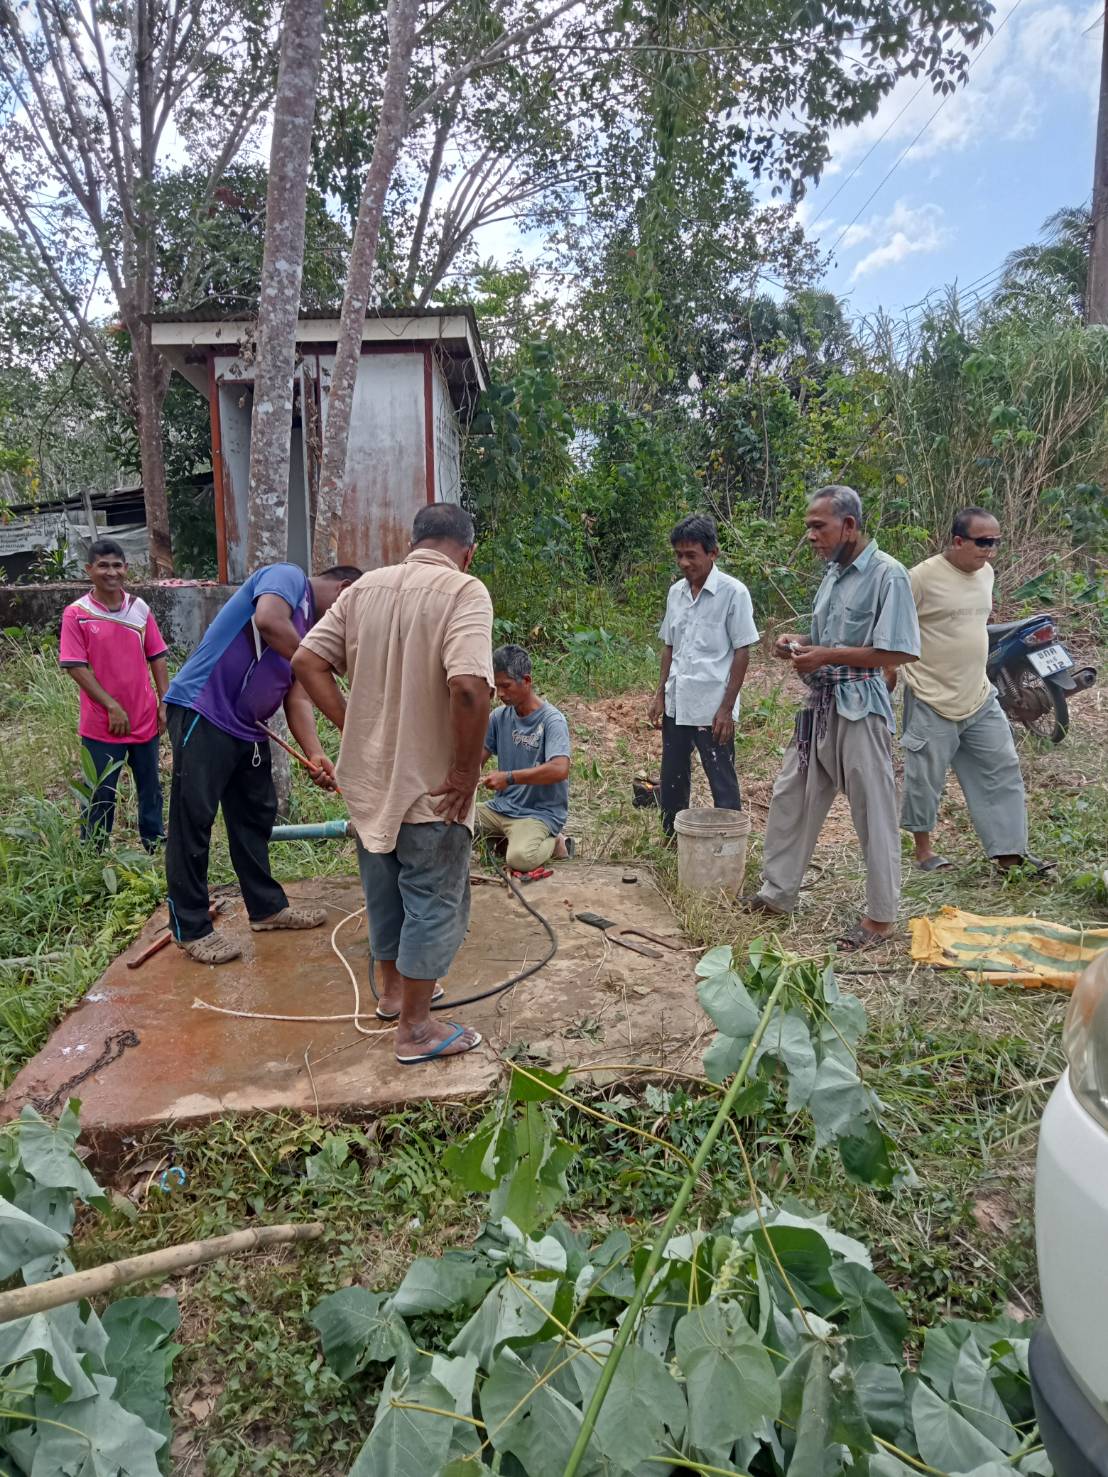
[{"xmin": 270, "ymin": 820, "xmax": 351, "ymax": 841}]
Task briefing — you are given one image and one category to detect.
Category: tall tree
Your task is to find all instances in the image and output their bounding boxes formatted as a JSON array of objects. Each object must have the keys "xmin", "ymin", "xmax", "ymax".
[
  {"xmin": 1088, "ymin": 14, "xmax": 1108, "ymax": 323},
  {"xmin": 311, "ymin": 0, "xmax": 993, "ymax": 566},
  {"xmin": 0, "ymin": 0, "xmax": 274, "ymax": 572},
  {"xmin": 246, "ymin": 0, "xmax": 326, "ymax": 567}
]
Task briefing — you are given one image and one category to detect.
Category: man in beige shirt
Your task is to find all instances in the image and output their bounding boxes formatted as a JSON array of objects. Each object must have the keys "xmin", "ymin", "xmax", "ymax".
[
  {"xmin": 901, "ymin": 507, "xmax": 1040, "ymax": 872},
  {"xmin": 293, "ymin": 503, "xmax": 493, "ymax": 1065}
]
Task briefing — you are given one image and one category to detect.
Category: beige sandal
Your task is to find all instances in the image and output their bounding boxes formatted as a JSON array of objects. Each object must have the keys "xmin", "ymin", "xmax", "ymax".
[
  {"xmin": 250, "ymin": 906, "xmax": 327, "ymax": 932},
  {"xmin": 177, "ymin": 932, "xmax": 242, "ymax": 966}
]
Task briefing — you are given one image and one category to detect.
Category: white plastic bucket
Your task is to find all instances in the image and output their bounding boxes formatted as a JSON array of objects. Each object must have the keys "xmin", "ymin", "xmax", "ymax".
[{"xmin": 673, "ymin": 807, "xmax": 752, "ymax": 897}]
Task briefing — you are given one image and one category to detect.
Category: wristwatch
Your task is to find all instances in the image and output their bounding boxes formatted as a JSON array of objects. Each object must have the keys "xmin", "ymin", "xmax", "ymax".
[{"xmin": 507, "ymin": 771, "xmax": 515, "ymax": 785}]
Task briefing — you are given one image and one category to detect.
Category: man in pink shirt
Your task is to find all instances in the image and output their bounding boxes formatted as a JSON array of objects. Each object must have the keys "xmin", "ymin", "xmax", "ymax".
[{"xmin": 59, "ymin": 539, "xmax": 169, "ymax": 851}]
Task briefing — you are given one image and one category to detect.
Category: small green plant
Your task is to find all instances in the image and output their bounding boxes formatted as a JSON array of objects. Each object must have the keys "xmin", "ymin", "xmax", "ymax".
[{"xmin": 0, "ymin": 1101, "xmax": 179, "ymax": 1473}]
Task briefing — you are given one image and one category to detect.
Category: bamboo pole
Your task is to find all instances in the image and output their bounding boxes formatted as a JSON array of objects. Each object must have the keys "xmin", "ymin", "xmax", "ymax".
[{"xmin": 0, "ymin": 1222, "xmax": 324, "ymax": 1324}]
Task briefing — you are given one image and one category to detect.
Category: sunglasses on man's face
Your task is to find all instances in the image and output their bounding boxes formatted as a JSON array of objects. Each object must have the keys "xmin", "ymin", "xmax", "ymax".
[{"xmin": 967, "ymin": 536, "xmax": 1001, "ymax": 548}]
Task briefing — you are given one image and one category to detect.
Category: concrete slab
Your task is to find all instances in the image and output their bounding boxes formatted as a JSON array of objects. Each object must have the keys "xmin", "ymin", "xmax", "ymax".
[{"xmin": 1, "ymin": 864, "xmax": 703, "ymax": 1152}]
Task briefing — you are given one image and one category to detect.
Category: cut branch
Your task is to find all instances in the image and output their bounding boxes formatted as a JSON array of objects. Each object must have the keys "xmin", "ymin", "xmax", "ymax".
[{"xmin": 0, "ymin": 1223, "xmax": 325, "ymax": 1324}]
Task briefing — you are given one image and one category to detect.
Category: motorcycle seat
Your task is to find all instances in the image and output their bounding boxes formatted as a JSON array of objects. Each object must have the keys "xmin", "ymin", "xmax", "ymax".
[{"xmin": 987, "ymin": 617, "xmax": 1053, "ymax": 638}]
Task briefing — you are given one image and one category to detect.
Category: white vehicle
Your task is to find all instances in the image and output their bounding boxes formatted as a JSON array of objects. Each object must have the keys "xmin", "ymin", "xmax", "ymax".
[{"xmin": 1032, "ymin": 949, "xmax": 1108, "ymax": 1476}]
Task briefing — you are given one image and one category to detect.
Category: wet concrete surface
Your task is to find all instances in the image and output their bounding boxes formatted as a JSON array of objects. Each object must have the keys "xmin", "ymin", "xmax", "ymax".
[{"xmin": 1, "ymin": 864, "xmax": 703, "ymax": 1152}]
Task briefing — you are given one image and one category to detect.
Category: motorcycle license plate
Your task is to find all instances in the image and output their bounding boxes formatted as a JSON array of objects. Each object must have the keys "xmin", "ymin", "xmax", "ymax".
[{"xmin": 1028, "ymin": 643, "xmax": 1072, "ymax": 676}]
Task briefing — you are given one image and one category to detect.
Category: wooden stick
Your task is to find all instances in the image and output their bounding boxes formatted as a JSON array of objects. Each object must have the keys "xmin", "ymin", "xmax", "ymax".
[
  {"xmin": 0, "ymin": 1222, "xmax": 324, "ymax": 1323},
  {"xmin": 257, "ymin": 721, "xmax": 341, "ymax": 794}
]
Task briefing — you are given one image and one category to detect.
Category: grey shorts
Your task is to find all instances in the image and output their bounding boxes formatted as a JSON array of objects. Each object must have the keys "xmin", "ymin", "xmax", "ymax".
[{"xmin": 355, "ymin": 822, "xmax": 471, "ymax": 981}]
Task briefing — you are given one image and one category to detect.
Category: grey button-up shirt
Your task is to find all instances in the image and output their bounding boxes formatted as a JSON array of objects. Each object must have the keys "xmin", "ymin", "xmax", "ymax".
[
  {"xmin": 659, "ymin": 565, "xmax": 760, "ymax": 726},
  {"xmin": 809, "ymin": 540, "xmax": 920, "ymax": 729}
]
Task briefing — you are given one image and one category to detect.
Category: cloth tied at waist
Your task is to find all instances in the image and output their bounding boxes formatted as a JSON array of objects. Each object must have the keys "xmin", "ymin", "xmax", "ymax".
[{"xmin": 795, "ymin": 666, "xmax": 883, "ymax": 770}]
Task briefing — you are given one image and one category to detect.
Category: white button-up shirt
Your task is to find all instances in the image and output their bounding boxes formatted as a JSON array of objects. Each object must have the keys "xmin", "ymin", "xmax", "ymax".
[{"xmin": 659, "ymin": 565, "xmax": 760, "ymax": 726}]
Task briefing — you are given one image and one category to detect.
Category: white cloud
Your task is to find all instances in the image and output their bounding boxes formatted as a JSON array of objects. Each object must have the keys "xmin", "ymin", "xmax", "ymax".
[
  {"xmin": 822, "ymin": 0, "xmax": 1100, "ymax": 176},
  {"xmin": 847, "ymin": 200, "xmax": 952, "ymax": 281}
]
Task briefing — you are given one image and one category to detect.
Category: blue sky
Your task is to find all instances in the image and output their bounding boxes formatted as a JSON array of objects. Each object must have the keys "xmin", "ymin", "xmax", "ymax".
[{"xmin": 796, "ymin": 0, "xmax": 1101, "ymax": 319}]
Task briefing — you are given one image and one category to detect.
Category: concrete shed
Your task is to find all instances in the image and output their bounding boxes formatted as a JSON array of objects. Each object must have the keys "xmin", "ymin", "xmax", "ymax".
[{"xmin": 150, "ymin": 308, "xmax": 487, "ymax": 581}]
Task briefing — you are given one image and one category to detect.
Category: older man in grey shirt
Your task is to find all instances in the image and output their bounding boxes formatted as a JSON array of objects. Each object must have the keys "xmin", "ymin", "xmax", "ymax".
[
  {"xmin": 648, "ymin": 514, "xmax": 760, "ymax": 836},
  {"xmin": 745, "ymin": 486, "xmax": 920, "ymax": 952}
]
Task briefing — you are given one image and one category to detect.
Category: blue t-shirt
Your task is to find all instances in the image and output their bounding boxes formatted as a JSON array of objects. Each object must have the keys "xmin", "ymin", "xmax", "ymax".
[
  {"xmin": 485, "ymin": 701, "xmax": 571, "ymax": 836},
  {"xmin": 165, "ymin": 564, "xmax": 314, "ymax": 742}
]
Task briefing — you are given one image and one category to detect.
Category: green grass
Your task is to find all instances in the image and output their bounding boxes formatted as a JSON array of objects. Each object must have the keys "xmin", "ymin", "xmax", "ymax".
[{"xmin": 0, "ymin": 630, "xmax": 1104, "ymax": 1471}]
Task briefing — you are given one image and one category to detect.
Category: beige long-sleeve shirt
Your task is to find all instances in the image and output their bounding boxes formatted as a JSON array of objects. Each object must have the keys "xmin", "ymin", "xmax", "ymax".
[{"xmin": 298, "ymin": 548, "xmax": 494, "ymax": 852}]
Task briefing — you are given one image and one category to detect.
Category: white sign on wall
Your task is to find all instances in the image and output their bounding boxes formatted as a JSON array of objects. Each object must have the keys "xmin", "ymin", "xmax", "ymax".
[{"xmin": 0, "ymin": 513, "xmax": 68, "ymax": 557}]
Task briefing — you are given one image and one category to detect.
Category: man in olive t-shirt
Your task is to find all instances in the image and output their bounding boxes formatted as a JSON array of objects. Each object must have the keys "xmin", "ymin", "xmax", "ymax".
[{"xmin": 901, "ymin": 507, "xmax": 1042, "ymax": 873}]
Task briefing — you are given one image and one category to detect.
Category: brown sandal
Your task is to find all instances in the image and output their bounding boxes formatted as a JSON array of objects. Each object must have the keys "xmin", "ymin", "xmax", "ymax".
[
  {"xmin": 177, "ymin": 932, "xmax": 242, "ymax": 966},
  {"xmin": 250, "ymin": 906, "xmax": 327, "ymax": 932}
]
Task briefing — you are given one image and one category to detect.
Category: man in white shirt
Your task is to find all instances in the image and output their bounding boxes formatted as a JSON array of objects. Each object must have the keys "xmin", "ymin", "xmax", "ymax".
[
  {"xmin": 901, "ymin": 506, "xmax": 1043, "ymax": 873},
  {"xmin": 647, "ymin": 514, "xmax": 760, "ymax": 836}
]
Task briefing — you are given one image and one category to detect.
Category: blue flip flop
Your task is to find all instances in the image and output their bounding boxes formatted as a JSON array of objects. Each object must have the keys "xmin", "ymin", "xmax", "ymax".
[
  {"xmin": 375, "ymin": 985, "xmax": 445, "ymax": 1021},
  {"xmin": 396, "ymin": 1023, "xmax": 482, "ymax": 1066}
]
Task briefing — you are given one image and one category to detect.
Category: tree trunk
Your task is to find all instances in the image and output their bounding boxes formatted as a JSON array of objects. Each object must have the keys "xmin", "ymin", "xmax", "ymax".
[
  {"xmin": 132, "ymin": 326, "xmax": 174, "ymax": 577},
  {"xmin": 246, "ymin": 0, "xmax": 326, "ymax": 568},
  {"xmin": 312, "ymin": 0, "xmax": 422, "ymax": 569},
  {"xmin": 1088, "ymin": 15, "xmax": 1108, "ymax": 322}
]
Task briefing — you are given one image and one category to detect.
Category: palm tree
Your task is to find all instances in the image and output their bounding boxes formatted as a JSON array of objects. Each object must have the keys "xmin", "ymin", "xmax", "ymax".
[{"xmin": 998, "ymin": 206, "xmax": 1091, "ymax": 315}]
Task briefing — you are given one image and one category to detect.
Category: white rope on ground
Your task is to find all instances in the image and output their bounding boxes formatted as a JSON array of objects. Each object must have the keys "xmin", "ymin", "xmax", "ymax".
[{"xmin": 191, "ymin": 907, "xmax": 396, "ymax": 1038}]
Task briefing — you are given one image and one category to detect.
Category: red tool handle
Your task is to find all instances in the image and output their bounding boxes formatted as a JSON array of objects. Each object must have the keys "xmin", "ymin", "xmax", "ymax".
[{"xmin": 257, "ymin": 722, "xmax": 342, "ymax": 795}]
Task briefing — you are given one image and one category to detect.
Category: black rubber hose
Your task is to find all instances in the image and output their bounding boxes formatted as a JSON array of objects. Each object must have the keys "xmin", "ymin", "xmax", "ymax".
[{"xmin": 368, "ymin": 866, "xmax": 558, "ymax": 1009}]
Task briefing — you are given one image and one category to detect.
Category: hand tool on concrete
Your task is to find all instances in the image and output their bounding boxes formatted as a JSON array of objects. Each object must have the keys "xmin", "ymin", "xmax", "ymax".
[
  {"xmin": 574, "ymin": 911, "xmax": 684, "ymax": 959},
  {"xmin": 512, "ymin": 866, "xmax": 554, "ymax": 884},
  {"xmin": 126, "ymin": 901, "xmax": 222, "ymax": 970},
  {"xmin": 257, "ymin": 722, "xmax": 341, "ymax": 794}
]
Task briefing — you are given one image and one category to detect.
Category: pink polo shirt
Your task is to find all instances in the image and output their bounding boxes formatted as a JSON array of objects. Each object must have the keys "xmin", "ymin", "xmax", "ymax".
[{"xmin": 59, "ymin": 591, "xmax": 168, "ymax": 744}]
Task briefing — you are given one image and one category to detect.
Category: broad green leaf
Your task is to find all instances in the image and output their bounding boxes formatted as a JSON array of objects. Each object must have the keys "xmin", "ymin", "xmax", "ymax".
[
  {"xmin": 695, "ymin": 945, "xmax": 734, "ymax": 977},
  {"xmin": 910, "ymin": 1380, "xmax": 1008, "ymax": 1472},
  {"xmin": 807, "ymin": 1056, "xmax": 874, "ymax": 1143},
  {"xmin": 757, "ymin": 1010, "xmax": 818, "ymax": 1110},
  {"xmin": 508, "ymin": 1065, "xmax": 570, "ymax": 1101},
  {"xmin": 489, "ymin": 1104, "xmax": 573, "ymax": 1235},
  {"xmin": 26, "ymin": 1374, "xmax": 164, "ymax": 1475},
  {"xmin": 830, "ymin": 1262, "xmax": 908, "ymax": 1363},
  {"xmin": 752, "ymin": 1226, "xmax": 838, "ymax": 1314},
  {"xmin": 854, "ymin": 1361, "xmax": 906, "ymax": 1440},
  {"xmin": 839, "ymin": 1119, "xmax": 895, "ymax": 1187},
  {"xmin": 732, "ymin": 1205, "xmax": 872, "ymax": 1269},
  {"xmin": 14, "ymin": 1106, "xmax": 103, "ymax": 1203},
  {"xmin": 782, "ymin": 1341, "xmax": 874, "ymax": 1469},
  {"xmin": 443, "ymin": 1103, "xmax": 514, "ymax": 1194},
  {"xmin": 480, "ymin": 1347, "xmax": 599, "ymax": 1477},
  {"xmin": 349, "ymin": 1370, "xmax": 455, "ymax": 1477},
  {"xmin": 429, "ymin": 1352, "xmax": 479, "ymax": 1414},
  {"xmin": 310, "ymin": 1288, "xmax": 411, "ymax": 1378},
  {"xmin": 99, "ymin": 1297, "xmax": 180, "ymax": 1444},
  {"xmin": 781, "ymin": 1342, "xmax": 835, "ymax": 1477},
  {"xmin": 674, "ymin": 1300, "xmax": 780, "ymax": 1450},
  {"xmin": 697, "ymin": 970, "xmax": 760, "ymax": 1038},
  {"xmin": 951, "ymin": 1340, "xmax": 1019, "ymax": 1453},
  {"xmin": 449, "ymin": 1274, "xmax": 558, "ymax": 1371},
  {"xmin": 0, "ymin": 1311, "xmax": 98, "ymax": 1402},
  {"xmin": 702, "ymin": 1031, "xmax": 750, "ymax": 1084},
  {"xmin": 392, "ymin": 1254, "xmax": 495, "ymax": 1318},
  {"xmin": 920, "ymin": 1321, "xmax": 975, "ymax": 1397},
  {"xmin": 0, "ymin": 1197, "xmax": 67, "ymax": 1278},
  {"xmin": 592, "ymin": 1342, "xmax": 687, "ymax": 1470}
]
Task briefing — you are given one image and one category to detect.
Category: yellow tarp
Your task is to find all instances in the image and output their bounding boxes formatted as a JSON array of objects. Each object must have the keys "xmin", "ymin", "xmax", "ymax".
[{"xmin": 909, "ymin": 906, "xmax": 1108, "ymax": 990}]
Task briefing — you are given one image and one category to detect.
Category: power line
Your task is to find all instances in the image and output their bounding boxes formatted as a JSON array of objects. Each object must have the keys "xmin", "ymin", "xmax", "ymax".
[{"xmin": 826, "ymin": 0, "xmax": 1028, "ymax": 261}]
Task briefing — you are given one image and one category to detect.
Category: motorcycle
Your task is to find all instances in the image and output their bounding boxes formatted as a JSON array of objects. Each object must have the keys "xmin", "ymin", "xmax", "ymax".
[{"xmin": 986, "ymin": 613, "xmax": 1097, "ymax": 744}]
